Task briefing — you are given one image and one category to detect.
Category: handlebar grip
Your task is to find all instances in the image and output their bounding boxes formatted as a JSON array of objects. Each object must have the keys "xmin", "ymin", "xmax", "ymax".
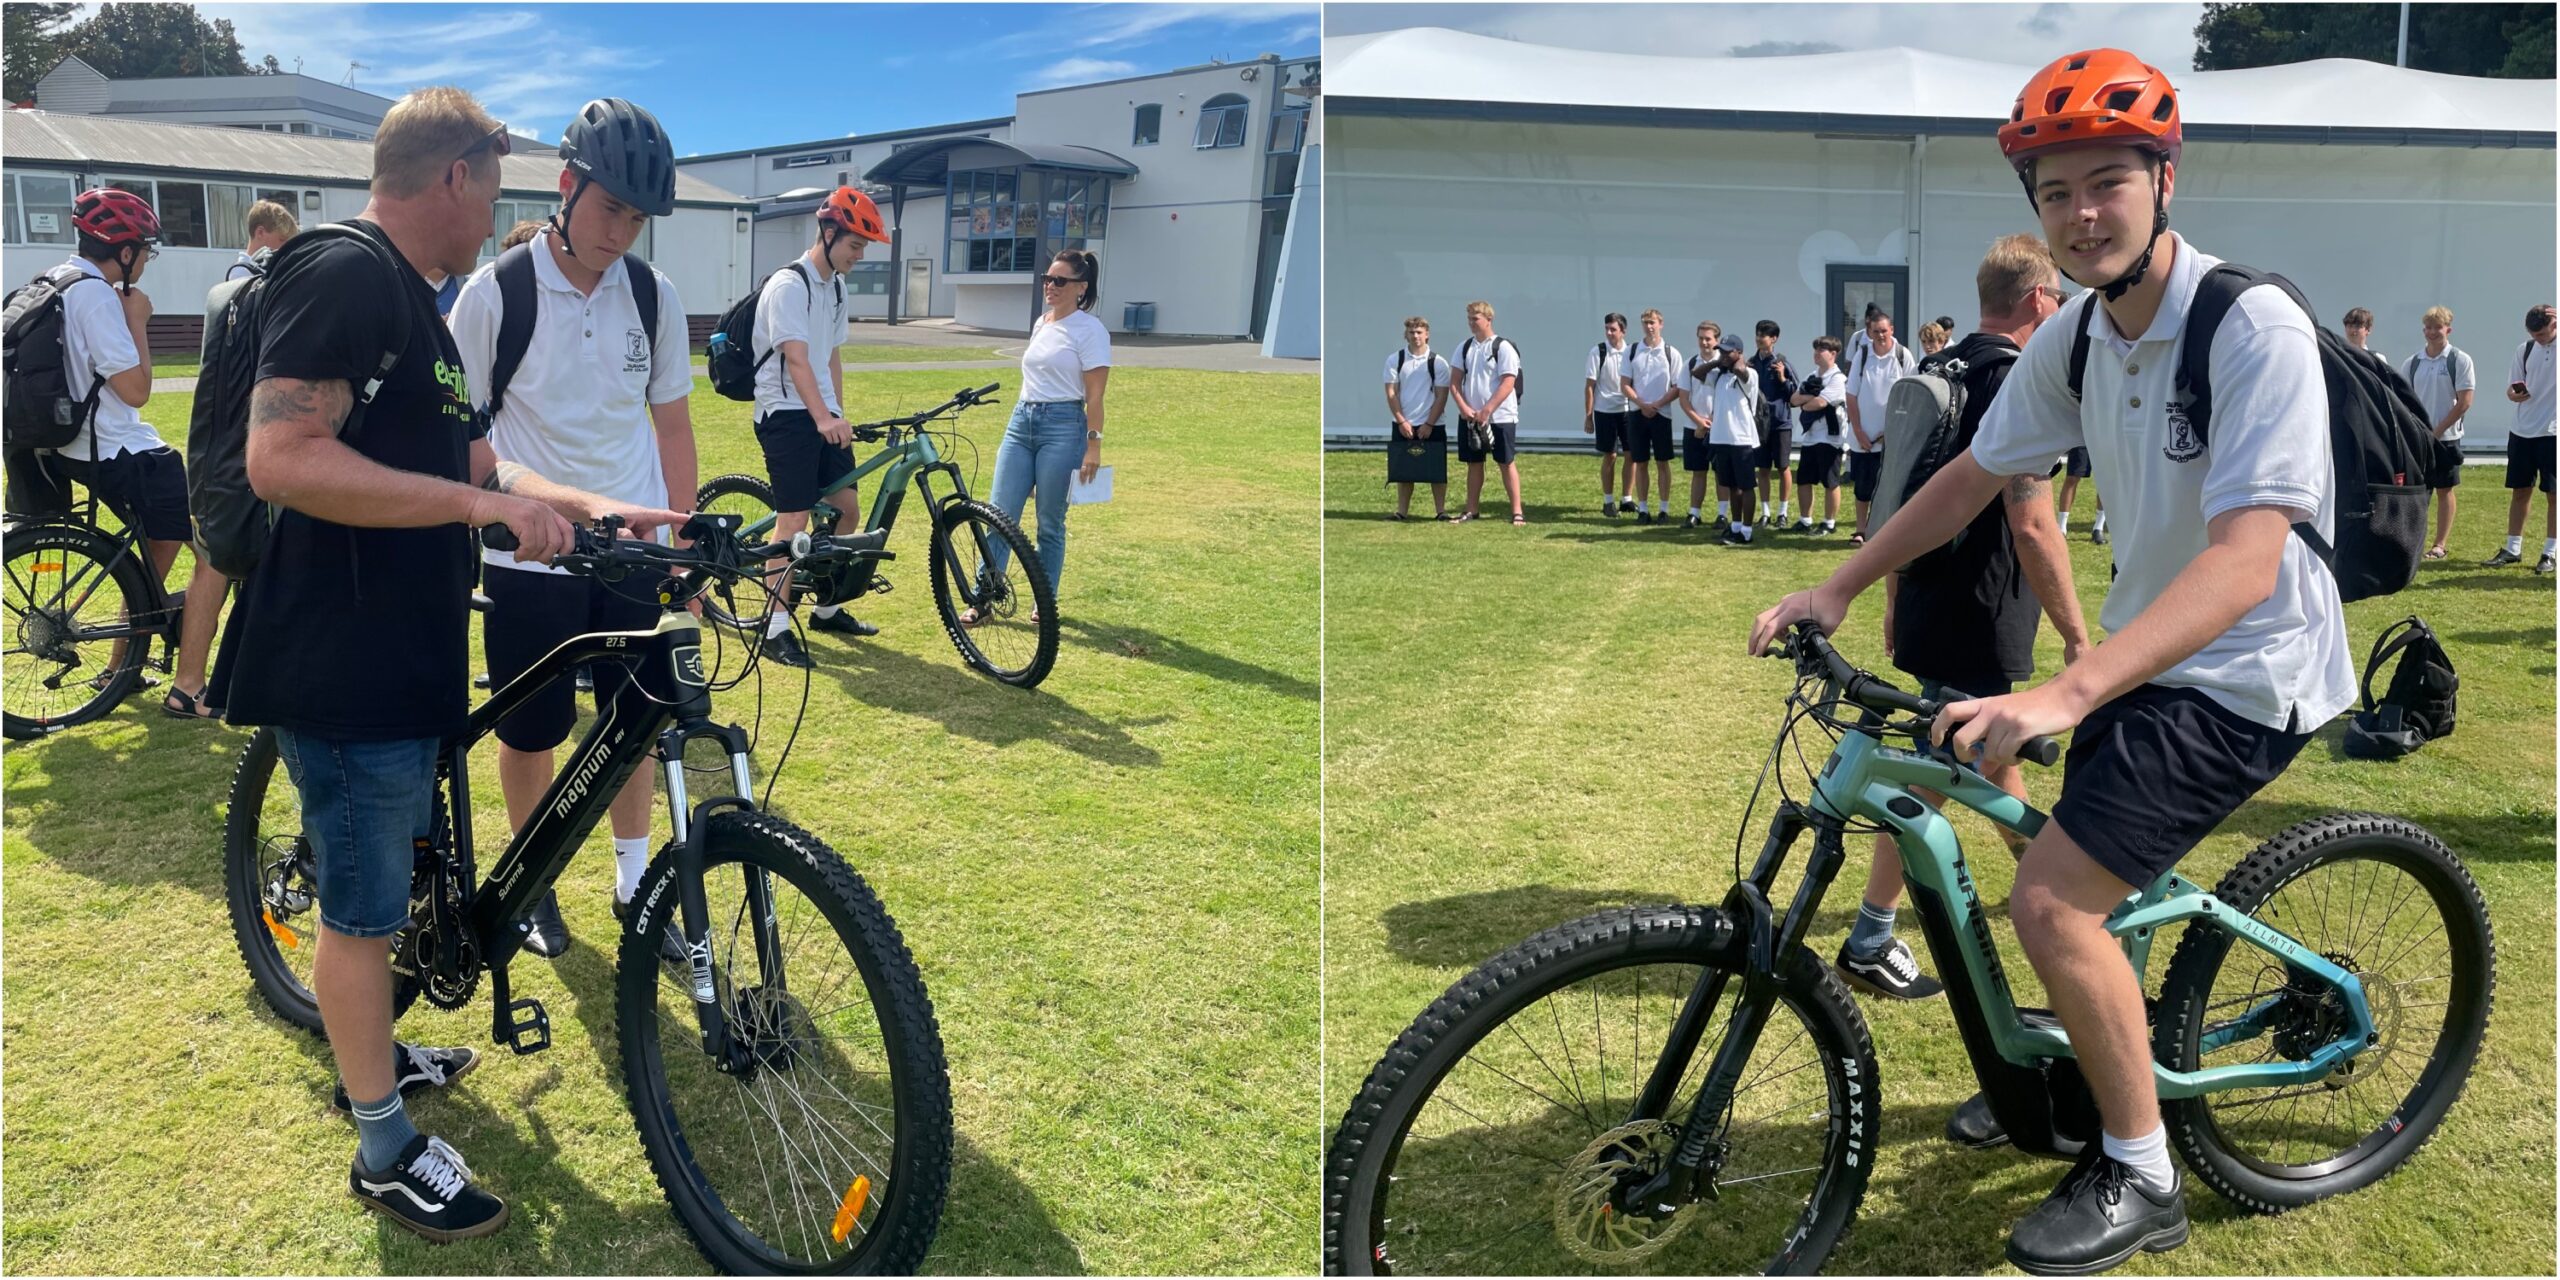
[
  {"xmin": 480, "ymin": 524, "xmax": 518, "ymax": 553},
  {"xmin": 2021, "ymin": 736, "xmax": 2064, "ymax": 768},
  {"xmin": 971, "ymin": 382, "xmax": 1000, "ymax": 400}
]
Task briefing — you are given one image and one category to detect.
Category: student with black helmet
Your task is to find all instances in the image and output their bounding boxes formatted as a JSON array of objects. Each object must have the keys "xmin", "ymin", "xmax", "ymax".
[
  {"xmin": 751, "ymin": 186, "xmax": 890, "ymax": 665},
  {"xmin": 449, "ymin": 97, "xmax": 695, "ymax": 961}
]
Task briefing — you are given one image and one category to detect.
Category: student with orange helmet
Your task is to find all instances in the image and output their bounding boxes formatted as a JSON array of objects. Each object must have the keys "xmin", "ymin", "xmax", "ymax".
[{"xmin": 1757, "ymin": 49, "xmax": 2354, "ymax": 1274}]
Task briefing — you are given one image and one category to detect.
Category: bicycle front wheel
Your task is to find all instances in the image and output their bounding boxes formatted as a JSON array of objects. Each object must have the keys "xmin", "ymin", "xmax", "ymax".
[
  {"xmin": 2156, "ymin": 813, "xmax": 2494, "ymax": 1213},
  {"xmin": 928, "ymin": 498, "xmax": 1057, "ymax": 687},
  {"xmin": 620, "ymin": 809, "xmax": 951, "ymax": 1274},
  {"xmin": 1326, "ymin": 906, "xmax": 1878, "ymax": 1276},
  {"xmin": 3, "ymin": 519, "xmax": 153, "ymax": 739}
]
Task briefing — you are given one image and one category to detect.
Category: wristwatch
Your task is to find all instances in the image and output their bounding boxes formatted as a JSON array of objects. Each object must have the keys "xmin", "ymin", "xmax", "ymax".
[{"xmin": 1087, "ymin": 429, "xmax": 1104, "ymax": 441}]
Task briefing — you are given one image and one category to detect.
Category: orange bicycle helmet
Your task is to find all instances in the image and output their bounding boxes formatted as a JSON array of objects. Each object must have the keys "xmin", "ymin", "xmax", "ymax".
[
  {"xmin": 1998, "ymin": 49, "xmax": 2182, "ymax": 174},
  {"xmin": 818, "ymin": 187, "xmax": 890, "ymax": 244}
]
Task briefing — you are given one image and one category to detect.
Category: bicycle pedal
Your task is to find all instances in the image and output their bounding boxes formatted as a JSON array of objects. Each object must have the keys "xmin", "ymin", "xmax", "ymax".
[
  {"xmin": 500, "ymin": 997, "xmax": 552, "ymax": 1055},
  {"xmin": 872, "ymin": 577, "xmax": 893, "ymax": 594}
]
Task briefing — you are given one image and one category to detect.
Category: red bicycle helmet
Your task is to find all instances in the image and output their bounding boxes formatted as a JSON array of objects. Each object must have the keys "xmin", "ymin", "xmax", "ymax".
[
  {"xmin": 72, "ymin": 188, "xmax": 161, "ymax": 246},
  {"xmin": 2000, "ymin": 50, "xmax": 2181, "ymax": 173},
  {"xmin": 817, "ymin": 187, "xmax": 890, "ymax": 244}
]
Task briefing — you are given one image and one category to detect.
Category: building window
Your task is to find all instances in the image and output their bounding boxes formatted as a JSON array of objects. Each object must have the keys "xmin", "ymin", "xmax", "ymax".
[
  {"xmin": 1264, "ymin": 153, "xmax": 1299, "ymax": 199},
  {"xmin": 846, "ymin": 261, "xmax": 891, "ymax": 296},
  {"xmin": 1132, "ymin": 103, "xmax": 1161, "ymax": 147},
  {"xmin": 1268, "ymin": 106, "xmax": 1306, "ymax": 155},
  {"xmin": 101, "ymin": 177, "xmax": 211, "ymax": 247},
  {"xmin": 1195, "ymin": 94, "xmax": 1249, "ymax": 149},
  {"xmin": 6, "ymin": 173, "xmax": 79, "ymax": 245}
]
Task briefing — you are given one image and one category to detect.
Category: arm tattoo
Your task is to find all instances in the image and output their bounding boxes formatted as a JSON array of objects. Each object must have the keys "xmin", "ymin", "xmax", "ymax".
[
  {"xmin": 248, "ymin": 377, "xmax": 354, "ymax": 435},
  {"xmin": 2003, "ymin": 474, "xmax": 2050, "ymax": 508},
  {"xmin": 482, "ymin": 459, "xmax": 532, "ymax": 494}
]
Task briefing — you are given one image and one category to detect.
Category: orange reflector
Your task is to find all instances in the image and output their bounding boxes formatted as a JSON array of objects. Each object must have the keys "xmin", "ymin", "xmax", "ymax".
[
  {"xmin": 830, "ymin": 1175, "xmax": 871, "ymax": 1244},
  {"xmin": 31, "ymin": 560, "xmax": 62, "ymax": 574},
  {"xmin": 263, "ymin": 909, "xmax": 302, "ymax": 949}
]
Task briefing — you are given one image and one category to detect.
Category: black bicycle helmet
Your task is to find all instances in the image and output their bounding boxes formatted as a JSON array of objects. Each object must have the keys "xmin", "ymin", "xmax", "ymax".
[{"xmin": 559, "ymin": 97, "xmax": 676, "ymax": 217}]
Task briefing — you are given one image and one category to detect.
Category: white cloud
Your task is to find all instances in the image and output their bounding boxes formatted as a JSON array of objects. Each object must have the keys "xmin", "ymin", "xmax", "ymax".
[
  {"xmin": 200, "ymin": 2, "xmax": 660, "ymax": 130},
  {"xmin": 1324, "ymin": 2, "xmax": 2207, "ymax": 70},
  {"xmin": 986, "ymin": 2, "xmax": 1318, "ymax": 58},
  {"xmin": 1024, "ymin": 58, "xmax": 1143, "ymax": 91}
]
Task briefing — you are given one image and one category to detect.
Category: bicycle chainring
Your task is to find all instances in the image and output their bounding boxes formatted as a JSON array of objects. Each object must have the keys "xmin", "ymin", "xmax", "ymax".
[{"xmin": 1553, "ymin": 1120, "xmax": 1698, "ymax": 1266}]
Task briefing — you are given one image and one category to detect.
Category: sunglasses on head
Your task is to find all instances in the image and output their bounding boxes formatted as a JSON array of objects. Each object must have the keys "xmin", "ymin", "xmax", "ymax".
[
  {"xmin": 457, "ymin": 122, "xmax": 513, "ymax": 164},
  {"xmin": 1040, "ymin": 273, "xmax": 1084, "ymax": 289}
]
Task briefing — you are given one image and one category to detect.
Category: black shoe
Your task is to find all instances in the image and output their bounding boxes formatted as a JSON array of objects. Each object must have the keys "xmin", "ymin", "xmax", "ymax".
[
  {"xmin": 1834, "ymin": 937, "xmax": 1945, "ymax": 1000},
  {"xmin": 764, "ymin": 629, "xmax": 816, "ymax": 669},
  {"xmin": 2091, "ymin": 526, "xmax": 2108, "ymax": 546},
  {"xmin": 521, "ymin": 889, "xmax": 571, "ymax": 959},
  {"xmin": 1605, "ymin": 502, "xmax": 1620, "ymax": 519},
  {"xmin": 1791, "ymin": 518, "xmax": 1814, "ymax": 533},
  {"xmin": 332, "ymin": 1042, "xmax": 481, "ymax": 1114},
  {"xmin": 1946, "ymin": 1091, "xmax": 2012, "ymax": 1149},
  {"xmin": 2539, "ymin": 552, "xmax": 2556, "ymax": 575},
  {"xmin": 809, "ymin": 609, "xmax": 879, "ymax": 638},
  {"xmin": 614, "ymin": 894, "xmax": 689, "ymax": 964},
  {"xmin": 1820, "ymin": 520, "xmax": 1837, "ymax": 535},
  {"xmin": 2484, "ymin": 547, "xmax": 2523, "ymax": 567},
  {"xmin": 1635, "ymin": 510, "xmax": 1653, "ymax": 525},
  {"xmin": 2005, "ymin": 1151, "xmax": 2188, "ymax": 1276},
  {"xmin": 473, "ymin": 671, "xmax": 491, "ymax": 690},
  {"xmin": 351, "ymin": 1133, "xmax": 510, "ymax": 1244},
  {"xmin": 1684, "ymin": 514, "xmax": 1702, "ymax": 529}
]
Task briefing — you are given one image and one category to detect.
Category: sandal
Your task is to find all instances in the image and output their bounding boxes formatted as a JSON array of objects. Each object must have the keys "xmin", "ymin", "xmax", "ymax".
[
  {"xmin": 1511, "ymin": 513, "xmax": 1528, "ymax": 526},
  {"xmin": 89, "ymin": 668, "xmax": 159, "ymax": 695},
  {"xmin": 163, "ymin": 685, "xmax": 222, "ymax": 721},
  {"xmin": 2424, "ymin": 546, "xmax": 2449, "ymax": 560},
  {"xmin": 957, "ymin": 607, "xmax": 982, "ymax": 627},
  {"xmin": 1388, "ymin": 512, "xmax": 1409, "ymax": 522},
  {"xmin": 1446, "ymin": 511, "xmax": 1478, "ymax": 524},
  {"xmin": 1848, "ymin": 532, "xmax": 1867, "ymax": 547}
]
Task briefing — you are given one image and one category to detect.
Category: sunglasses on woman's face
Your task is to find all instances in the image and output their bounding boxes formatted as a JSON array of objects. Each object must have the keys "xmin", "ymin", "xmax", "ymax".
[{"xmin": 1040, "ymin": 274, "xmax": 1084, "ymax": 289}]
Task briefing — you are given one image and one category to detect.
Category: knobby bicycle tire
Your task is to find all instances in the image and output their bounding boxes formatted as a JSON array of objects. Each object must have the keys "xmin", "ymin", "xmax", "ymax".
[
  {"xmin": 3, "ymin": 519, "xmax": 154, "ymax": 739},
  {"xmin": 928, "ymin": 499, "xmax": 1057, "ymax": 688}
]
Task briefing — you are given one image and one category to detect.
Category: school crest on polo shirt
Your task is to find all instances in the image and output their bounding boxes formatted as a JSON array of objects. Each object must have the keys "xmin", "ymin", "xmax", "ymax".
[
  {"xmin": 625, "ymin": 328, "xmax": 648, "ymax": 371},
  {"xmin": 2164, "ymin": 396, "xmax": 2205, "ymax": 463}
]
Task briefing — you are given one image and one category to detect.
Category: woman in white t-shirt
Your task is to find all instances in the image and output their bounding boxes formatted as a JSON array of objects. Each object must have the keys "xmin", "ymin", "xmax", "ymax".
[{"xmin": 974, "ymin": 249, "xmax": 1111, "ymax": 622}]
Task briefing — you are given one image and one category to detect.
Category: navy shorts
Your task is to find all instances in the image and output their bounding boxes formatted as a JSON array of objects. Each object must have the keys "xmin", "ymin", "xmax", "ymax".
[
  {"xmin": 2063, "ymin": 446, "xmax": 2094, "ymax": 479},
  {"xmin": 274, "ymin": 730, "xmax": 439, "ymax": 939},
  {"xmin": 2050, "ymin": 684, "xmax": 2313, "ymax": 890},
  {"xmin": 1458, "ymin": 420, "xmax": 1518, "ymax": 465},
  {"xmin": 1755, "ymin": 425, "xmax": 1794, "ymax": 472},
  {"xmin": 1795, "ymin": 442, "xmax": 1843, "ymax": 489},
  {"xmin": 61, "ymin": 446, "xmax": 192, "ymax": 543},
  {"xmin": 755, "ymin": 408, "xmax": 857, "ymax": 513},
  {"xmin": 2505, "ymin": 434, "xmax": 2554, "ymax": 494},
  {"xmin": 2426, "ymin": 438, "xmax": 2464, "ymax": 491},
  {"xmin": 1682, "ymin": 429, "xmax": 1715, "ymax": 473},
  {"xmin": 1849, "ymin": 450, "xmax": 1884, "ymax": 503},
  {"xmin": 1712, "ymin": 443, "xmax": 1758, "ymax": 491},
  {"xmin": 1592, "ymin": 409, "xmax": 1632, "ymax": 454},
  {"xmin": 482, "ymin": 562, "xmax": 661, "ymax": 753},
  {"xmin": 1626, "ymin": 410, "xmax": 1676, "ymax": 463}
]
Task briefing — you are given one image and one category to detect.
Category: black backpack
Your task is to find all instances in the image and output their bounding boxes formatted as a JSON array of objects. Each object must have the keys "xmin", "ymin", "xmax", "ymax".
[
  {"xmin": 481, "ymin": 241, "xmax": 660, "ymax": 420},
  {"xmin": 1458, "ymin": 335, "xmax": 1523, "ymax": 403},
  {"xmin": 707, "ymin": 261, "xmax": 828, "ymax": 402},
  {"xmin": 2342, "ymin": 616, "xmax": 2458, "ymax": 760},
  {"xmin": 187, "ymin": 224, "xmax": 410, "ymax": 579},
  {"xmin": 1, "ymin": 264, "xmax": 112, "ymax": 451},
  {"xmin": 2067, "ymin": 264, "xmax": 2435, "ymax": 602}
]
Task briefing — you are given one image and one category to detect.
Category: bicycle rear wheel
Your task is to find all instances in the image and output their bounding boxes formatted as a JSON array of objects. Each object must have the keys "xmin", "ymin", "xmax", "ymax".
[
  {"xmin": 695, "ymin": 473, "xmax": 782, "ymax": 631},
  {"xmin": 3, "ymin": 520, "xmax": 153, "ymax": 739},
  {"xmin": 928, "ymin": 498, "xmax": 1057, "ymax": 688},
  {"xmin": 1326, "ymin": 906, "xmax": 1877, "ymax": 1276},
  {"xmin": 619, "ymin": 809, "xmax": 951, "ymax": 1274},
  {"xmin": 2156, "ymin": 813, "xmax": 2494, "ymax": 1213}
]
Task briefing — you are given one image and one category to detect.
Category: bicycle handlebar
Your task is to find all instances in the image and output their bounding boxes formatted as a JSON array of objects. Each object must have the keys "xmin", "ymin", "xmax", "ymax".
[
  {"xmin": 480, "ymin": 515, "xmax": 890, "ymax": 581},
  {"xmin": 847, "ymin": 382, "xmax": 1005, "ymax": 437},
  {"xmin": 1778, "ymin": 621, "xmax": 2062, "ymax": 768}
]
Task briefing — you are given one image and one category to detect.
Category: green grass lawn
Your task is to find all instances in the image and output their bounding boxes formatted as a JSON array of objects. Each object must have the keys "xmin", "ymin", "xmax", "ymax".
[
  {"xmin": 1, "ymin": 370, "xmax": 1317, "ymax": 1274},
  {"xmin": 1321, "ymin": 449, "xmax": 2555, "ymax": 1276}
]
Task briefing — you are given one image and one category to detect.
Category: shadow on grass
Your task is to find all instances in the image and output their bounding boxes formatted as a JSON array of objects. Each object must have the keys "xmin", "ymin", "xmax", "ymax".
[
  {"xmin": 1056, "ymin": 616, "xmax": 1315, "ymax": 703},
  {"xmin": 249, "ymin": 955, "xmax": 1084, "ymax": 1275},
  {"xmin": 3, "ymin": 712, "xmax": 250, "ymax": 892},
  {"xmin": 2399, "ymin": 567, "xmax": 2558, "ymax": 594},
  {"xmin": 2215, "ymin": 798, "xmax": 2556, "ymax": 866},
  {"xmin": 804, "ymin": 635, "xmax": 1166, "ymax": 767},
  {"xmin": 1377, "ymin": 885, "xmax": 1696, "ymax": 969}
]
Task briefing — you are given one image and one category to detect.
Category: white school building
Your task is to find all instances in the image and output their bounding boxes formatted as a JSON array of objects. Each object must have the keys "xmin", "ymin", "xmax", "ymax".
[{"xmin": 1321, "ymin": 29, "xmax": 2556, "ymax": 449}]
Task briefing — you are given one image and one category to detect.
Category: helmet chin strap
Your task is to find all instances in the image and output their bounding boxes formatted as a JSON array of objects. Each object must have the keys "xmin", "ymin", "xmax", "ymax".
[{"xmin": 548, "ymin": 177, "xmax": 592, "ymax": 258}]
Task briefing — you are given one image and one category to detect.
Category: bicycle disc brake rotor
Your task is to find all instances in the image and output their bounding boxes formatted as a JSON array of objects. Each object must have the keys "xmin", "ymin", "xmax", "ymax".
[
  {"xmin": 1553, "ymin": 1119, "xmax": 1697, "ymax": 1266},
  {"xmin": 732, "ymin": 984, "xmax": 818, "ymax": 1072}
]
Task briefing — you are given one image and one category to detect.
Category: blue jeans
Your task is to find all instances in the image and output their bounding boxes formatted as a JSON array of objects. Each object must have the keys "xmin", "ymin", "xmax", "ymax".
[
  {"xmin": 273, "ymin": 730, "xmax": 438, "ymax": 939},
  {"xmin": 984, "ymin": 399, "xmax": 1087, "ymax": 596}
]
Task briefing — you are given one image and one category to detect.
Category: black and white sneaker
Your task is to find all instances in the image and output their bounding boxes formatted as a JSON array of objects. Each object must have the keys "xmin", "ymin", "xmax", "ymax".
[
  {"xmin": 1820, "ymin": 520, "xmax": 1838, "ymax": 535},
  {"xmin": 614, "ymin": 894, "xmax": 689, "ymax": 964},
  {"xmin": 1834, "ymin": 937, "xmax": 1945, "ymax": 1000},
  {"xmin": 1791, "ymin": 518, "xmax": 1814, "ymax": 534},
  {"xmin": 1635, "ymin": 509, "xmax": 1654, "ymax": 525},
  {"xmin": 2484, "ymin": 547, "xmax": 2523, "ymax": 567},
  {"xmin": 763, "ymin": 629, "xmax": 816, "ymax": 670},
  {"xmin": 810, "ymin": 609, "xmax": 880, "ymax": 638},
  {"xmin": 351, "ymin": 1133, "xmax": 510, "ymax": 1243},
  {"xmin": 1684, "ymin": 514, "xmax": 1702, "ymax": 529},
  {"xmin": 332, "ymin": 1042, "xmax": 482, "ymax": 1113},
  {"xmin": 2539, "ymin": 552, "xmax": 2556, "ymax": 575}
]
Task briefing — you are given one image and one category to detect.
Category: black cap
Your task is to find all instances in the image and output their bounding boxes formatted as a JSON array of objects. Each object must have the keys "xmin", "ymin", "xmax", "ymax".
[{"xmin": 560, "ymin": 98, "xmax": 676, "ymax": 218}]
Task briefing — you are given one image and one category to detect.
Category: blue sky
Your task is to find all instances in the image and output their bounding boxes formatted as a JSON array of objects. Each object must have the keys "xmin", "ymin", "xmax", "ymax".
[
  {"xmin": 1325, "ymin": 3, "xmax": 2207, "ymax": 69},
  {"xmin": 199, "ymin": 3, "xmax": 1318, "ymax": 155}
]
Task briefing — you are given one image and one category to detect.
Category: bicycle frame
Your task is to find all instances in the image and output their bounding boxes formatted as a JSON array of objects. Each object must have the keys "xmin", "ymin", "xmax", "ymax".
[{"xmin": 735, "ymin": 428, "xmax": 968, "ymax": 546}]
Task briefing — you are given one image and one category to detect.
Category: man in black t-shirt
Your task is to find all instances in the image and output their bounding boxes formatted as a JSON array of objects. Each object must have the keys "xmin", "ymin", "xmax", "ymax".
[
  {"xmin": 1835, "ymin": 236, "xmax": 2091, "ymax": 1017},
  {"xmin": 221, "ymin": 88, "xmax": 685, "ymax": 1245}
]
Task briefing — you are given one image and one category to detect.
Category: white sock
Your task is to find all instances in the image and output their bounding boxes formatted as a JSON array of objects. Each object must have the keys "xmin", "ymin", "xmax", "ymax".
[
  {"xmin": 2058, "ymin": 512, "xmax": 2071, "ymax": 533},
  {"xmin": 1654, "ymin": 500, "xmax": 1667, "ymax": 515},
  {"xmin": 2545, "ymin": 538, "xmax": 2557, "ymax": 556},
  {"xmin": 1688, "ymin": 506, "xmax": 1702, "ymax": 518},
  {"xmin": 2506, "ymin": 535, "xmax": 2524, "ymax": 554},
  {"xmin": 1604, "ymin": 496, "xmax": 1617, "ymax": 510},
  {"xmin": 2101, "ymin": 1125, "xmax": 2177, "ymax": 1196},
  {"xmin": 814, "ymin": 603, "xmax": 840, "ymax": 619},
  {"xmin": 765, "ymin": 610, "xmax": 792, "ymax": 639},
  {"xmin": 1715, "ymin": 501, "xmax": 1730, "ymax": 520},
  {"xmin": 1779, "ymin": 501, "xmax": 1791, "ymax": 519},
  {"xmin": 613, "ymin": 835, "xmax": 651, "ymax": 903}
]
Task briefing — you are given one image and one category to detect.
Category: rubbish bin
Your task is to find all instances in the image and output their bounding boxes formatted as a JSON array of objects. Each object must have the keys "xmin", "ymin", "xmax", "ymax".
[{"xmin": 1123, "ymin": 301, "xmax": 1156, "ymax": 333}]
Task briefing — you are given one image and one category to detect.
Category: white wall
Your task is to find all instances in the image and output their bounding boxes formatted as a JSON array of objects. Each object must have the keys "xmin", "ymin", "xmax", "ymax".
[
  {"xmin": 953, "ymin": 279, "xmax": 1037, "ymax": 330},
  {"xmin": 1323, "ymin": 112, "xmax": 2558, "ymax": 447}
]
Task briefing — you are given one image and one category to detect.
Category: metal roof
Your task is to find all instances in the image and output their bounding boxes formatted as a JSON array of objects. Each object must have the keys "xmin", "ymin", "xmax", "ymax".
[
  {"xmin": 675, "ymin": 118, "xmax": 1015, "ymax": 165},
  {"xmin": 865, "ymin": 137, "xmax": 1139, "ymax": 187},
  {"xmin": 2, "ymin": 109, "xmax": 756, "ymax": 206},
  {"xmin": 1329, "ymin": 30, "xmax": 2558, "ymax": 147}
]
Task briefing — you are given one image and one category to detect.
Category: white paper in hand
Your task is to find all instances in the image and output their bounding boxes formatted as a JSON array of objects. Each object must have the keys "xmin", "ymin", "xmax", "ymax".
[{"xmin": 1069, "ymin": 465, "xmax": 1114, "ymax": 505}]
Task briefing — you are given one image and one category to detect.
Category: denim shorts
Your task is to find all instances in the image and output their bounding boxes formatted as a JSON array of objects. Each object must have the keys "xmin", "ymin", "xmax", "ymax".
[{"xmin": 274, "ymin": 730, "xmax": 439, "ymax": 938}]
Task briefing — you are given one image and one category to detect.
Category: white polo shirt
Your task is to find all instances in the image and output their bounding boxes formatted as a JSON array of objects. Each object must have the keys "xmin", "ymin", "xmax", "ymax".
[
  {"xmin": 2402, "ymin": 345, "xmax": 2476, "ymax": 441},
  {"xmin": 1795, "ymin": 364, "xmax": 1848, "ymax": 447},
  {"xmin": 451, "ymin": 240, "xmax": 691, "ymax": 574},
  {"xmin": 1458, "ymin": 334, "xmax": 1521, "ymax": 425},
  {"xmin": 1676, "ymin": 359, "xmax": 1761, "ymax": 448},
  {"xmin": 2509, "ymin": 337, "xmax": 2556, "ymax": 440},
  {"xmin": 1620, "ymin": 340, "xmax": 1683, "ymax": 413},
  {"xmin": 54, "ymin": 256, "xmax": 162, "ymax": 462},
  {"xmin": 752, "ymin": 256, "xmax": 849, "ymax": 418},
  {"xmin": 1586, "ymin": 340, "xmax": 1632, "ymax": 413},
  {"xmin": 1384, "ymin": 346, "xmax": 1451, "ymax": 424},
  {"xmin": 1971, "ymin": 232, "xmax": 2353, "ymax": 732},
  {"xmin": 1845, "ymin": 339, "xmax": 1916, "ymax": 453}
]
